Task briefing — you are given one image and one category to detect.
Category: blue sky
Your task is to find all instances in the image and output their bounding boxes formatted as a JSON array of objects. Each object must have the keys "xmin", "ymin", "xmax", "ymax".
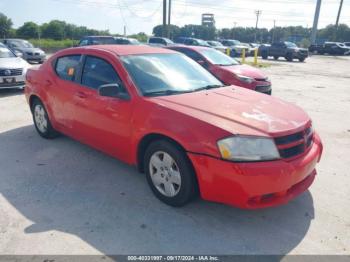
[{"xmin": 1, "ymin": 0, "xmax": 350, "ymax": 35}]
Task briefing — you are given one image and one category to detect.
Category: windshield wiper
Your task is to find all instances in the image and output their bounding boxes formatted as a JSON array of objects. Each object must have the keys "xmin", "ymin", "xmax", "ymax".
[
  {"xmin": 143, "ymin": 89, "xmax": 193, "ymax": 97},
  {"xmin": 194, "ymin": 84, "xmax": 224, "ymax": 91}
]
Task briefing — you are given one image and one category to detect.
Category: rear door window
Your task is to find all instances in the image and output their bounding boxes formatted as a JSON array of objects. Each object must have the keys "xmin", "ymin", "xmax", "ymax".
[{"xmin": 55, "ymin": 55, "xmax": 81, "ymax": 81}]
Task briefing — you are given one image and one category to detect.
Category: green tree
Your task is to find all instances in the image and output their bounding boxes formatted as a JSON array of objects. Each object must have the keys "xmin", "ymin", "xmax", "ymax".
[
  {"xmin": 0, "ymin": 13, "xmax": 13, "ymax": 38},
  {"xmin": 17, "ymin": 22, "xmax": 40, "ymax": 39},
  {"xmin": 41, "ymin": 20, "xmax": 66, "ymax": 40}
]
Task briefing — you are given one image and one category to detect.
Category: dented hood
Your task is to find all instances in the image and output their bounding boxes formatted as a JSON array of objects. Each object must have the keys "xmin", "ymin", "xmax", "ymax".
[
  {"xmin": 222, "ymin": 64, "xmax": 267, "ymax": 79},
  {"xmin": 153, "ymin": 86, "xmax": 311, "ymax": 137}
]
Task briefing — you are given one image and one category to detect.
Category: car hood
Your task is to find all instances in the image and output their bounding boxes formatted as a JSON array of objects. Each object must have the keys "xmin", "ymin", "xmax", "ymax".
[
  {"xmin": 152, "ymin": 86, "xmax": 310, "ymax": 137},
  {"xmin": 15, "ymin": 47, "xmax": 44, "ymax": 53},
  {"xmin": 293, "ymin": 47, "xmax": 308, "ymax": 52},
  {"xmin": 221, "ymin": 64, "xmax": 267, "ymax": 79},
  {"xmin": 0, "ymin": 57, "xmax": 30, "ymax": 69}
]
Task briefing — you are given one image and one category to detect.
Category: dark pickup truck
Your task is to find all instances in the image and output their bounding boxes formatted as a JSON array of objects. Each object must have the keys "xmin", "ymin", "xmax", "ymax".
[
  {"xmin": 259, "ymin": 41, "xmax": 308, "ymax": 62},
  {"xmin": 309, "ymin": 42, "xmax": 350, "ymax": 55}
]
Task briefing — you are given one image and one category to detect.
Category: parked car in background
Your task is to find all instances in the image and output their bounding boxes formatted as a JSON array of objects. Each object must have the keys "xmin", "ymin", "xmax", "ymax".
[
  {"xmin": 206, "ymin": 41, "xmax": 227, "ymax": 53},
  {"xmin": 175, "ymin": 37, "xmax": 211, "ymax": 47},
  {"xmin": 168, "ymin": 45, "xmax": 272, "ymax": 95},
  {"xmin": 148, "ymin": 37, "xmax": 174, "ymax": 46},
  {"xmin": 3, "ymin": 39, "xmax": 46, "ymax": 64},
  {"xmin": 219, "ymin": 39, "xmax": 249, "ymax": 57},
  {"xmin": 260, "ymin": 42, "xmax": 308, "ymax": 62},
  {"xmin": 25, "ymin": 45, "xmax": 322, "ymax": 209},
  {"xmin": 0, "ymin": 44, "xmax": 30, "ymax": 89},
  {"xmin": 78, "ymin": 36, "xmax": 116, "ymax": 46},
  {"xmin": 78, "ymin": 36, "xmax": 141, "ymax": 46},
  {"xmin": 115, "ymin": 37, "xmax": 141, "ymax": 45},
  {"xmin": 310, "ymin": 42, "xmax": 350, "ymax": 55}
]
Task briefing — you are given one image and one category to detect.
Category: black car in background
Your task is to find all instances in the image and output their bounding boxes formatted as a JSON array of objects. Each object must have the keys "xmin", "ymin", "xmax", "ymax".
[
  {"xmin": 309, "ymin": 42, "xmax": 350, "ymax": 55},
  {"xmin": 148, "ymin": 37, "xmax": 174, "ymax": 46},
  {"xmin": 174, "ymin": 37, "xmax": 211, "ymax": 47},
  {"xmin": 78, "ymin": 36, "xmax": 141, "ymax": 46},
  {"xmin": 260, "ymin": 41, "xmax": 308, "ymax": 62}
]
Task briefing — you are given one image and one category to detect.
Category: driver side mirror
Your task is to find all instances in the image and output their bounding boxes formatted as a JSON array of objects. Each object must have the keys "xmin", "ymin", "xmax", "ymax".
[{"xmin": 98, "ymin": 83, "xmax": 130, "ymax": 100}]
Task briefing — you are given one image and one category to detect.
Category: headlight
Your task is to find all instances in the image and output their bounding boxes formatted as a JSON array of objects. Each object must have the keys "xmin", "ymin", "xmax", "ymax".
[
  {"xmin": 237, "ymin": 74, "xmax": 254, "ymax": 84},
  {"xmin": 217, "ymin": 136, "xmax": 280, "ymax": 162}
]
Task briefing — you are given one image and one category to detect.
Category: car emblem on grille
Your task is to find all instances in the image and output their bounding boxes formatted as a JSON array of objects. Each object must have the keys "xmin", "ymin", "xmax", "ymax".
[{"xmin": 4, "ymin": 69, "xmax": 12, "ymax": 76}]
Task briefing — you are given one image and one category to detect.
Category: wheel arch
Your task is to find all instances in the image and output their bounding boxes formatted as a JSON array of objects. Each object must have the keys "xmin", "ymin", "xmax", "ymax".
[
  {"xmin": 29, "ymin": 94, "xmax": 42, "ymax": 112},
  {"xmin": 137, "ymin": 133, "xmax": 188, "ymax": 173}
]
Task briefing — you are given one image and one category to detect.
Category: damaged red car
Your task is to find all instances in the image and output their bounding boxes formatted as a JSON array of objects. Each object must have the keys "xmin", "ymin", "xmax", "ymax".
[
  {"xmin": 25, "ymin": 45, "xmax": 323, "ymax": 209},
  {"xmin": 167, "ymin": 45, "xmax": 272, "ymax": 95}
]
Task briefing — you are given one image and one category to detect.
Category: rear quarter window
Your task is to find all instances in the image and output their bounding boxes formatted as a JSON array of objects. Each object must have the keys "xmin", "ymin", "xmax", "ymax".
[{"xmin": 55, "ymin": 55, "xmax": 81, "ymax": 81}]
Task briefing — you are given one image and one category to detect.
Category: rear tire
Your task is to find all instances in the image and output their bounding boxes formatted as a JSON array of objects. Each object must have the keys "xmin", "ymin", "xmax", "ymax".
[
  {"xmin": 31, "ymin": 99, "xmax": 59, "ymax": 139},
  {"xmin": 273, "ymin": 56, "xmax": 279, "ymax": 60},
  {"xmin": 144, "ymin": 140, "xmax": 197, "ymax": 207}
]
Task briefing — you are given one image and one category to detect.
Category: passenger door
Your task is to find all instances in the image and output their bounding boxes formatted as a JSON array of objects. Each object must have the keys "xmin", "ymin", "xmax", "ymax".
[{"xmin": 72, "ymin": 55, "xmax": 133, "ymax": 162}]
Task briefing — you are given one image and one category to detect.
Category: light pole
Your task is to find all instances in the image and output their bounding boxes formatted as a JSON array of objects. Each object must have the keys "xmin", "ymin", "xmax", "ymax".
[
  {"xmin": 254, "ymin": 10, "xmax": 262, "ymax": 43},
  {"xmin": 311, "ymin": 0, "xmax": 322, "ymax": 44}
]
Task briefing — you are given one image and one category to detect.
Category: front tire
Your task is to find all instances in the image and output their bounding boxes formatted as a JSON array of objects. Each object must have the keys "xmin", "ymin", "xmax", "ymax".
[
  {"xmin": 262, "ymin": 51, "xmax": 268, "ymax": 59},
  {"xmin": 32, "ymin": 99, "xmax": 59, "ymax": 139},
  {"xmin": 144, "ymin": 140, "xmax": 197, "ymax": 207},
  {"xmin": 299, "ymin": 57, "xmax": 306, "ymax": 62},
  {"xmin": 285, "ymin": 53, "xmax": 293, "ymax": 62}
]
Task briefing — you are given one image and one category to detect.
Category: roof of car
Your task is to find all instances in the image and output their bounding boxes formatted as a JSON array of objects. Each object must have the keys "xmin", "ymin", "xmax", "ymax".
[{"xmin": 66, "ymin": 45, "xmax": 176, "ymax": 56}]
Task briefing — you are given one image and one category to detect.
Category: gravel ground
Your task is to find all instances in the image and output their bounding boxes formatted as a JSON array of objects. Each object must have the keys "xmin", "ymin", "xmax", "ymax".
[{"xmin": 0, "ymin": 55, "xmax": 349, "ymax": 255}]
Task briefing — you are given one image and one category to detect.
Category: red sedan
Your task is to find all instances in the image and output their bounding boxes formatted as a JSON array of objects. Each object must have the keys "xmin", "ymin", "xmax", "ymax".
[
  {"xmin": 167, "ymin": 45, "xmax": 272, "ymax": 95},
  {"xmin": 25, "ymin": 45, "xmax": 323, "ymax": 208}
]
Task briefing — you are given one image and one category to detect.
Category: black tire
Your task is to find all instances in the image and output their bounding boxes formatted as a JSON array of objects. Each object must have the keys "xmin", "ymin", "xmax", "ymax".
[
  {"xmin": 262, "ymin": 51, "xmax": 268, "ymax": 59},
  {"xmin": 299, "ymin": 57, "xmax": 306, "ymax": 62},
  {"xmin": 273, "ymin": 56, "xmax": 279, "ymax": 60},
  {"xmin": 31, "ymin": 98, "xmax": 59, "ymax": 139},
  {"xmin": 285, "ymin": 53, "xmax": 293, "ymax": 62},
  {"xmin": 144, "ymin": 140, "xmax": 198, "ymax": 207}
]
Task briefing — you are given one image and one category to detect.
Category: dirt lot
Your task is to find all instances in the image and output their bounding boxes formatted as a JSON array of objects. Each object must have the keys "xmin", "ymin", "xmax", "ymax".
[{"xmin": 0, "ymin": 55, "xmax": 349, "ymax": 255}]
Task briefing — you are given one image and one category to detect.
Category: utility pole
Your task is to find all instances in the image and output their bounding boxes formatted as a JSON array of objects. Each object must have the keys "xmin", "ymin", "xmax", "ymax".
[
  {"xmin": 167, "ymin": 0, "xmax": 172, "ymax": 38},
  {"xmin": 254, "ymin": 10, "xmax": 262, "ymax": 43},
  {"xmin": 233, "ymin": 22, "xmax": 237, "ymax": 38},
  {"xmin": 334, "ymin": 0, "xmax": 344, "ymax": 40},
  {"xmin": 163, "ymin": 0, "xmax": 167, "ymax": 37},
  {"xmin": 272, "ymin": 20, "xmax": 276, "ymax": 43},
  {"xmin": 311, "ymin": 0, "xmax": 322, "ymax": 44},
  {"xmin": 123, "ymin": 25, "xmax": 126, "ymax": 37}
]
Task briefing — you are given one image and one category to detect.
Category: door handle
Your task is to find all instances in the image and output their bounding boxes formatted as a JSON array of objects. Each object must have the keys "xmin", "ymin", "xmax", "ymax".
[{"xmin": 76, "ymin": 91, "xmax": 87, "ymax": 99}]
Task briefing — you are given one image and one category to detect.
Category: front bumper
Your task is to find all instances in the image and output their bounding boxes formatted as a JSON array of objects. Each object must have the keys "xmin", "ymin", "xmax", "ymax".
[
  {"xmin": 23, "ymin": 53, "xmax": 46, "ymax": 62},
  {"xmin": 188, "ymin": 133, "xmax": 323, "ymax": 209},
  {"xmin": 0, "ymin": 75, "xmax": 26, "ymax": 89}
]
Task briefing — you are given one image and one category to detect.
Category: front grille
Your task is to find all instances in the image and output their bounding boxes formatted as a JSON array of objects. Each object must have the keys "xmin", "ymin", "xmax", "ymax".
[
  {"xmin": 0, "ymin": 68, "xmax": 23, "ymax": 76},
  {"xmin": 255, "ymin": 77, "xmax": 268, "ymax": 82},
  {"xmin": 35, "ymin": 52, "xmax": 40, "ymax": 56},
  {"xmin": 0, "ymin": 81, "xmax": 25, "ymax": 87},
  {"xmin": 275, "ymin": 127, "xmax": 313, "ymax": 159}
]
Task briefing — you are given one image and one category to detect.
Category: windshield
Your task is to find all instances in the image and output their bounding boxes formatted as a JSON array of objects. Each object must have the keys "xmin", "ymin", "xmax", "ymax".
[
  {"xmin": 10, "ymin": 40, "xmax": 34, "ymax": 48},
  {"xmin": 285, "ymin": 42, "xmax": 297, "ymax": 48},
  {"xmin": 129, "ymin": 38, "xmax": 141, "ymax": 45},
  {"xmin": 197, "ymin": 39, "xmax": 210, "ymax": 46},
  {"xmin": 208, "ymin": 41, "xmax": 223, "ymax": 47},
  {"xmin": 121, "ymin": 53, "xmax": 223, "ymax": 96},
  {"xmin": 199, "ymin": 49, "xmax": 239, "ymax": 66},
  {"xmin": 225, "ymin": 40, "xmax": 240, "ymax": 46},
  {"xmin": 0, "ymin": 47, "xmax": 16, "ymax": 58}
]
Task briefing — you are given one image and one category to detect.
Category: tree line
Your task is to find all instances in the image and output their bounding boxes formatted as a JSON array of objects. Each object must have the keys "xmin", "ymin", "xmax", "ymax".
[
  {"xmin": 1, "ymin": 12, "xmax": 350, "ymax": 46},
  {"xmin": 153, "ymin": 23, "xmax": 350, "ymax": 45}
]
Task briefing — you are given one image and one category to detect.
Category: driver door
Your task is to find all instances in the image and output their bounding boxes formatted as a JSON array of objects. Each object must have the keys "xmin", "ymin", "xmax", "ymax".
[{"xmin": 72, "ymin": 55, "xmax": 133, "ymax": 162}]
